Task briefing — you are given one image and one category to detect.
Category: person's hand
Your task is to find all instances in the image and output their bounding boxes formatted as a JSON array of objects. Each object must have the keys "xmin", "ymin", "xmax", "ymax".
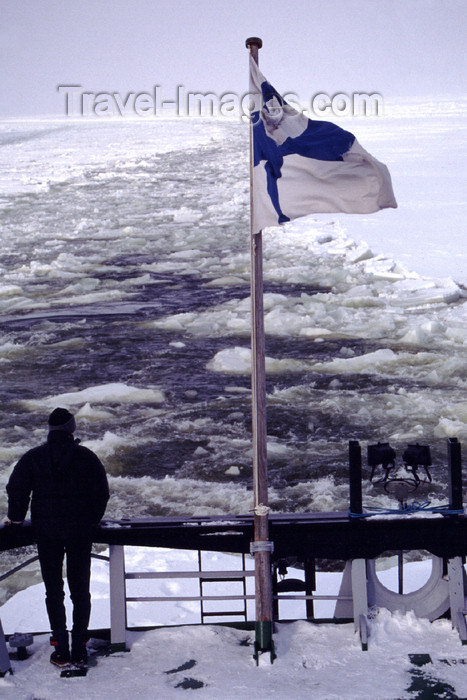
[{"xmin": 2, "ymin": 517, "xmax": 22, "ymax": 526}]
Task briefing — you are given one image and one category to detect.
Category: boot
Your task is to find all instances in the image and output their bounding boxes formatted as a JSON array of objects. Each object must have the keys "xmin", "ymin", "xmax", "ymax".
[
  {"xmin": 50, "ymin": 630, "xmax": 70, "ymax": 667},
  {"xmin": 71, "ymin": 631, "xmax": 88, "ymax": 666}
]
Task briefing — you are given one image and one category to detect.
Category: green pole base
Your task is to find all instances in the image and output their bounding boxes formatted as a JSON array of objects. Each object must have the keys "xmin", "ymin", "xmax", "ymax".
[{"xmin": 254, "ymin": 621, "xmax": 276, "ymax": 664}]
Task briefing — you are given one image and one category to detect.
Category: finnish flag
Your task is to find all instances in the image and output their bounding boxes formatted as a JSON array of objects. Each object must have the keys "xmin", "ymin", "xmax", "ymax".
[{"xmin": 250, "ymin": 56, "xmax": 397, "ymax": 233}]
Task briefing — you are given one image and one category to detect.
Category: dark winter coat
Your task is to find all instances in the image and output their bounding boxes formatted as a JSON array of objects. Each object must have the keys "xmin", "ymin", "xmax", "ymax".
[{"xmin": 7, "ymin": 431, "xmax": 110, "ymax": 539}]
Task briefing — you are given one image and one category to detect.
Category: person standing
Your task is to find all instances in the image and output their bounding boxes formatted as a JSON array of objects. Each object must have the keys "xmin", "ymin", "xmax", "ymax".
[{"xmin": 6, "ymin": 408, "xmax": 109, "ymax": 667}]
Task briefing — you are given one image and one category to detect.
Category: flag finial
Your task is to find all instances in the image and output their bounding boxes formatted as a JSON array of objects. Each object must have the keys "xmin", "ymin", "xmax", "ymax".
[{"xmin": 245, "ymin": 37, "xmax": 263, "ymax": 50}]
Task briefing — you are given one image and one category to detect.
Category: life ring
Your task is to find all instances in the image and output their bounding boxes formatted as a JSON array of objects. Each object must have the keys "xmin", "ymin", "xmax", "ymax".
[{"xmin": 366, "ymin": 556, "xmax": 450, "ymax": 621}]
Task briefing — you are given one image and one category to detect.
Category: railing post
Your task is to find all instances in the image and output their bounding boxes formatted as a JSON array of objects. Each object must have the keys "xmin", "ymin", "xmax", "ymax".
[
  {"xmin": 109, "ymin": 544, "xmax": 127, "ymax": 652},
  {"xmin": 304, "ymin": 558, "xmax": 315, "ymax": 619},
  {"xmin": 447, "ymin": 557, "xmax": 467, "ymax": 642},
  {"xmin": 448, "ymin": 437, "xmax": 463, "ymax": 511},
  {"xmin": 351, "ymin": 559, "xmax": 369, "ymax": 651},
  {"xmin": 0, "ymin": 618, "xmax": 11, "ymax": 676},
  {"xmin": 349, "ymin": 440, "xmax": 363, "ymax": 515}
]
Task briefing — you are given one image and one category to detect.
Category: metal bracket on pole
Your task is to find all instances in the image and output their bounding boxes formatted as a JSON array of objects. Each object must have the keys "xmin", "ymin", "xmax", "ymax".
[{"xmin": 250, "ymin": 541, "xmax": 274, "ymax": 555}]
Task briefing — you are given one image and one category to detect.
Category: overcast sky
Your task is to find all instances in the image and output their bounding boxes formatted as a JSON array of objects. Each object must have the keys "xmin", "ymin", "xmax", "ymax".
[{"xmin": 1, "ymin": 0, "xmax": 466, "ymax": 118}]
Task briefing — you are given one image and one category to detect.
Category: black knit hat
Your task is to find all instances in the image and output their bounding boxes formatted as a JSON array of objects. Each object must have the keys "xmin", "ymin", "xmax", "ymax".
[{"xmin": 48, "ymin": 408, "xmax": 76, "ymax": 433}]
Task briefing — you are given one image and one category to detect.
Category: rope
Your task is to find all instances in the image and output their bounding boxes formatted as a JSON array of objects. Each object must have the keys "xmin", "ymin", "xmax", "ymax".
[
  {"xmin": 253, "ymin": 503, "xmax": 270, "ymax": 516},
  {"xmin": 348, "ymin": 501, "xmax": 464, "ymax": 519}
]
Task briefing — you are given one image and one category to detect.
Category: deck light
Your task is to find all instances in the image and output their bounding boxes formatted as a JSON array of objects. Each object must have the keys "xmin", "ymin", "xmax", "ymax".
[
  {"xmin": 402, "ymin": 444, "xmax": 432, "ymax": 483},
  {"xmin": 367, "ymin": 442, "xmax": 396, "ymax": 482}
]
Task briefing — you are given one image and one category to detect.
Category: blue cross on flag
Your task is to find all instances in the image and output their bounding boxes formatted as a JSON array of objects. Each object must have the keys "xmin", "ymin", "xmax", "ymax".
[{"xmin": 249, "ymin": 57, "xmax": 397, "ymax": 233}]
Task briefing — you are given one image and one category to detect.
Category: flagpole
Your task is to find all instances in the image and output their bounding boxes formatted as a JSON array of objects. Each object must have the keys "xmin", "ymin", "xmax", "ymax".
[{"xmin": 245, "ymin": 36, "xmax": 274, "ymax": 662}]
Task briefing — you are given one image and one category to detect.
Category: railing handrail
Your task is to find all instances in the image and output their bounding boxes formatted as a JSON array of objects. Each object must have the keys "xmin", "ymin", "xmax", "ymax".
[
  {"xmin": 3, "ymin": 511, "xmax": 467, "ymax": 561},
  {"xmin": 126, "ymin": 569, "xmax": 255, "ymax": 580},
  {"xmin": 0, "ymin": 555, "xmax": 39, "ymax": 584}
]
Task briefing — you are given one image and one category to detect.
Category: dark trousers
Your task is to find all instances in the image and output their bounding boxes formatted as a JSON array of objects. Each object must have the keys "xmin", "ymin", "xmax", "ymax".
[{"xmin": 36, "ymin": 536, "xmax": 92, "ymax": 635}]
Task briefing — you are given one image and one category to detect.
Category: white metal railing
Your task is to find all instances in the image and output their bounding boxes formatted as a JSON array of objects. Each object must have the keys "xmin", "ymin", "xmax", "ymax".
[
  {"xmin": 1, "ymin": 546, "xmax": 350, "ymax": 651},
  {"xmin": 4, "ymin": 545, "xmax": 466, "ymax": 653},
  {"xmin": 107, "ymin": 545, "xmax": 354, "ymax": 650},
  {"xmin": 108, "ymin": 545, "xmax": 260, "ymax": 649}
]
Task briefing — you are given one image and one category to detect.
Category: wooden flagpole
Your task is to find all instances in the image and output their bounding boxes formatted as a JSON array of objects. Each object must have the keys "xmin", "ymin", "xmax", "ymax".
[{"xmin": 245, "ymin": 36, "xmax": 274, "ymax": 661}]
